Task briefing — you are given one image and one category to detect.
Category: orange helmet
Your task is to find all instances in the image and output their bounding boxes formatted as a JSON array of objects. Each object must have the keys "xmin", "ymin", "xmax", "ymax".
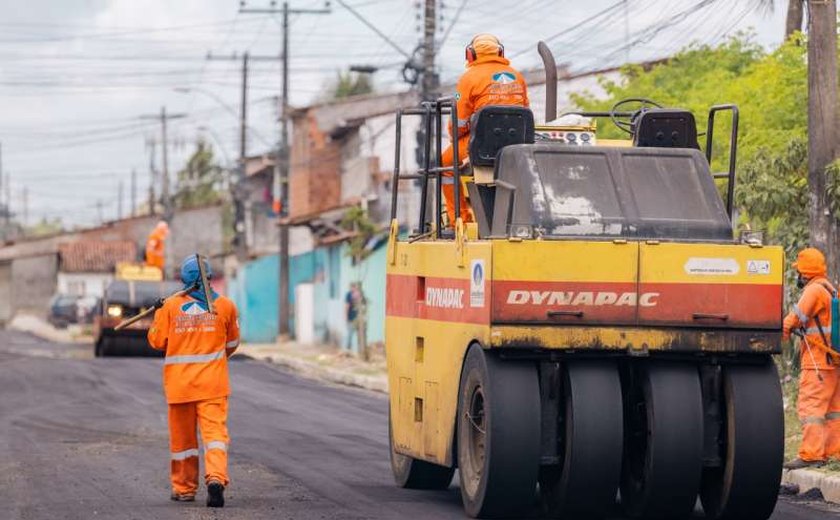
[
  {"xmin": 792, "ymin": 247, "xmax": 827, "ymax": 278},
  {"xmin": 466, "ymin": 33, "xmax": 504, "ymax": 63}
]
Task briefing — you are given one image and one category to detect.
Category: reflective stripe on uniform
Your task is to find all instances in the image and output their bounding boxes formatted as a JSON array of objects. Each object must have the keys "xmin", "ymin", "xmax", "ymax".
[
  {"xmin": 206, "ymin": 441, "xmax": 227, "ymax": 452},
  {"xmin": 171, "ymin": 448, "xmax": 199, "ymax": 460},
  {"xmin": 805, "ymin": 325, "xmax": 832, "ymax": 336},
  {"xmin": 457, "ymin": 118, "xmax": 469, "ymax": 128},
  {"xmin": 802, "ymin": 416, "xmax": 826, "ymax": 425},
  {"xmin": 226, "ymin": 340, "xmax": 239, "ymax": 349},
  {"xmin": 794, "ymin": 305, "xmax": 809, "ymax": 323},
  {"xmin": 441, "ymin": 176, "xmax": 455, "ymax": 185},
  {"xmin": 827, "ymin": 412, "xmax": 840, "ymax": 421},
  {"xmin": 164, "ymin": 349, "xmax": 226, "ymax": 366}
]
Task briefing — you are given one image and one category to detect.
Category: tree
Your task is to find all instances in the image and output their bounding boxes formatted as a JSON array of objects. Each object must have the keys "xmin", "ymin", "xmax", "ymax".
[
  {"xmin": 340, "ymin": 205, "xmax": 379, "ymax": 359},
  {"xmin": 785, "ymin": 0, "xmax": 805, "ymax": 38},
  {"xmin": 805, "ymin": 1, "xmax": 839, "ymax": 277},
  {"xmin": 173, "ymin": 139, "xmax": 225, "ymax": 209},
  {"xmin": 325, "ymin": 71, "xmax": 374, "ymax": 100},
  {"xmin": 25, "ymin": 217, "xmax": 63, "ymax": 238}
]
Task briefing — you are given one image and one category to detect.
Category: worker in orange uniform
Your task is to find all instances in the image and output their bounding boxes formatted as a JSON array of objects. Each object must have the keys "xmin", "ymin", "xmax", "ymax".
[
  {"xmin": 145, "ymin": 220, "xmax": 169, "ymax": 272},
  {"xmin": 148, "ymin": 255, "xmax": 240, "ymax": 507},
  {"xmin": 440, "ymin": 33, "xmax": 530, "ymax": 225},
  {"xmin": 783, "ymin": 247, "xmax": 840, "ymax": 469}
]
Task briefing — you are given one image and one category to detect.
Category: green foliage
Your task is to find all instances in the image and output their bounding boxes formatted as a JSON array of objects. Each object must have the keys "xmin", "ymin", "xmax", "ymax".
[
  {"xmin": 326, "ymin": 71, "xmax": 374, "ymax": 100},
  {"xmin": 174, "ymin": 139, "xmax": 225, "ymax": 209},
  {"xmin": 341, "ymin": 206, "xmax": 378, "ymax": 263},
  {"xmin": 25, "ymin": 217, "xmax": 63, "ymax": 238},
  {"xmin": 572, "ymin": 33, "xmax": 823, "ymax": 258}
]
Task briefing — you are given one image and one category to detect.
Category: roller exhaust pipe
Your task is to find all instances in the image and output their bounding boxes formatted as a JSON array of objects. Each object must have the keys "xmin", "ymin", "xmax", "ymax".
[{"xmin": 538, "ymin": 41, "xmax": 557, "ymax": 123}]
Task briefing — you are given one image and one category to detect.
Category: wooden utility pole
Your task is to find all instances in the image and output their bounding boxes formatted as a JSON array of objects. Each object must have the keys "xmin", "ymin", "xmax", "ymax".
[
  {"xmin": 240, "ymin": 1, "xmax": 331, "ymax": 338},
  {"xmin": 806, "ymin": 0, "xmax": 839, "ymax": 276},
  {"xmin": 140, "ymin": 107, "xmax": 185, "ymax": 223},
  {"xmin": 421, "ymin": 0, "xmax": 437, "ymax": 101},
  {"xmin": 130, "ymin": 169, "xmax": 137, "ymax": 217},
  {"xmin": 118, "ymin": 180, "xmax": 124, "ymax": 221}
]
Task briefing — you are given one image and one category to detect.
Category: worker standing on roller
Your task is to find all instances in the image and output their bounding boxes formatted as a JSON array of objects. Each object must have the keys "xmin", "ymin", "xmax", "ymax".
[
  {"xmin": 148, "ymin": 255, "xmax": 240, "ymax": 507},
  {"xmin": 441, "ymin": 33, "xmax": 530, "ymax": 225},
  {"xmin": 783, "ymin": 247, "xmax": 840, "ymax": 469},
  {"xmin": 145, "ymin": 220, "xmax": 169, "ymax": 272}
]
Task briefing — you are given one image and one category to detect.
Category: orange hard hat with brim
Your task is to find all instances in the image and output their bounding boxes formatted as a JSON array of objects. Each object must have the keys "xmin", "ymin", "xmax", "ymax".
[{"xmin": 792, "ymin": 247, "xmax": 827, "ymax": 277}]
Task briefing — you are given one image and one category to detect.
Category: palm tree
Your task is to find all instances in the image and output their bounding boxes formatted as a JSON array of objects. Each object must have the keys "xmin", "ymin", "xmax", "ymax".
[
  {"xmin": 784, "ymin": 0, "xmax": 805, "ymax": 38},
  {"xmin": 759, "ymin": 0, "xmax": 805, "ymax": 39}
]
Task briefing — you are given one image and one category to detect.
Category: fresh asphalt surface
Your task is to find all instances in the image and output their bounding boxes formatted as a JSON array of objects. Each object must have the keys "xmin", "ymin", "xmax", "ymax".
[{"xmin": 0, "ymin": 330, "xmax": 838, "ymax": 520}]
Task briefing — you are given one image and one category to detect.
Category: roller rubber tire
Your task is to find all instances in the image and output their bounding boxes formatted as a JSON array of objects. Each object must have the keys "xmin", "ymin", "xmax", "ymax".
[
  {"xmin": 700, "ymin": 360, "xmax": 783, "ymax": 520},
  {"xmin": 621, "ymin": 362, "xmax": 704, "ymax": 520},
  {"xmin": 540, "ymin": 360, "xmax": 623, "ymax": 519},
  {"xmin": 389, "ymin": 409, "xmax": 454, "ymax": 489},
  {"xmin": 457, "ymin": 345, "xmax": 540, "ymax": 518}
]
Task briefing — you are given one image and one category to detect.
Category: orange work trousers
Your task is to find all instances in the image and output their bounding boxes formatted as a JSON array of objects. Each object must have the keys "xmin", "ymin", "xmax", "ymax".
[
  {"xmin": 798, "ymin": 368, "xmax": 840, "ymax": 461},
  {"xmin": 441, "ymin": 136, "xmax": 474, "ymax": 225},
  {"xmin": 168, "ymin": 396, "xmax": 230, "ymax": 495}
]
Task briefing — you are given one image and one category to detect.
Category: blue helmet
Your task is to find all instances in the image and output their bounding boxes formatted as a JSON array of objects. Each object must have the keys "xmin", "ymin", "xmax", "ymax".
[{"xmin": 180, "ymin": 254, "xmax": 212, "ymax": 287}]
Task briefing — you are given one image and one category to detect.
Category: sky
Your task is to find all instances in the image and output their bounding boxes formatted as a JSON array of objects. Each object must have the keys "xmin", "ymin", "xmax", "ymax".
[{"xmin": 0, "ymin": 0, "xmax": 790, "ymax": 228}]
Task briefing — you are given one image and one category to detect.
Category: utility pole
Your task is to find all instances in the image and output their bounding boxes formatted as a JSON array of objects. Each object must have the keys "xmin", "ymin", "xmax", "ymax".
[
  {"xmin": 21, "ymin": 186, "xmax": 27, "ymax": 230},
  {"xmin": 147, "ymin": 140, "xmax": 157, "ymax": 216},
  {"xmin": 130, "ymin": 169, "xmax": 137, "ymax": 217},
  {"xmin": 140, "ymin": 107, "xmax": 186, "ymax": 223},
  {"xmin": 421, "ymin": 0, "xmax": 437, "ymax": 102},
  {"xmin": 240, "ymin": 1, "xmax": 331, "ymax": 338},
  {"xmin": 118, "ymin": 180, "xmax": 124, "ymax": 221},
  {"xmin": 141, "ymin": 107, "xmax": 185, "ymax": 278},
  {"xmin": 206, "ymin": 51, "xmax": 279, "ymax": 260},
  {"xmin": 806, "ymin": 0, "xmax": 839, "ymax": 277}
]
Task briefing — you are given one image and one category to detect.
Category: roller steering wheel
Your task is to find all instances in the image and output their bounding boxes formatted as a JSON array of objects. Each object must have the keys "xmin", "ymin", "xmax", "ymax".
[{"xmin": 610, "ymin": 98, "xmax": 663, "ymax": 135}]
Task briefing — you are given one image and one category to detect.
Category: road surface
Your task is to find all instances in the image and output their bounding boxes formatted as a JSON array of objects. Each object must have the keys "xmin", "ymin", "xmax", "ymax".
[{"xmin": 0, "ymin": 329, "xmax": 837, "ymax": 520}]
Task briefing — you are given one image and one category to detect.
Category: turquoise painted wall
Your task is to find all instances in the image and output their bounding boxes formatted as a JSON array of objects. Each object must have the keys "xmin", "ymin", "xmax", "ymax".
[{"xmin": 230, "ymin": 251, "xmax": 318, "ymax": 343}]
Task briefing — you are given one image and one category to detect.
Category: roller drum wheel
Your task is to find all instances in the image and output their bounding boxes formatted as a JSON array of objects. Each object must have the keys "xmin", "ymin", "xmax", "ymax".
[
  {"xmin": 389, "ymin": 410, "xmax": 454, "ymax": 490},
  {"xmin": 700, "ymin": 360, "xmax": 783, "ymax": 520},
  {"xmin": 457, "ymin": 345, "xmax": 540, "ymax": 518},
  {"xmin": 621, "ymin": 362, "xmax": 704, "ymax": 520},
  {"xmin": 540, "ymin": 360, "xmax": 623, "ymax": 519}
]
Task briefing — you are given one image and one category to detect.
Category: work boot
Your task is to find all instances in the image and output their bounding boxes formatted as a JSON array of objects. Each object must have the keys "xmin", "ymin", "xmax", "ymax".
[
  {"xmin": 783, "ymin": 458, "xmax": 825, "ymax": 470},
  {"xmin": 206, "ymin": 481, "xmax": 225, "ymax": 508},
  {"xmin": 170, "ymin": 492, "xmax": 196, "ymax": 502}
]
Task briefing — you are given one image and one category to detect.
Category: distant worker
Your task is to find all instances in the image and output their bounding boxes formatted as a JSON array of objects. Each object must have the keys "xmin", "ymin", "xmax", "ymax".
[
  {"xmin": 782, "ymin": 247, "xmax": 840, "ymax": 469},
  {"xmin": 148, "ymin": 255, "xmax": 240, "ymax": 507},
  {"xmin": 145, "ymin": 220, "xmax": 170, "ymax": 272},
  {"xmin": 441, "ymin": 33, "xmax": 530, "ymax": 225}
]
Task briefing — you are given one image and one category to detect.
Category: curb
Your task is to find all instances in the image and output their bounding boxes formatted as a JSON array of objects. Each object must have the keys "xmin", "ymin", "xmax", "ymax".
[
  {"xmin": 256, "ymin": 351, "xmax": 388, "ymax": 394},
  {"xmin": 783, "ymin": 469, "xmax": 840, "ymax": 504}
]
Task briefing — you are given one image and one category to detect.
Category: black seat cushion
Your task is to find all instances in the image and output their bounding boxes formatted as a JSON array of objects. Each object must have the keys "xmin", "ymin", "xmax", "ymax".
[{"xmin": 468, "ymin": 106, "xmax": 535, "ymax": 167}]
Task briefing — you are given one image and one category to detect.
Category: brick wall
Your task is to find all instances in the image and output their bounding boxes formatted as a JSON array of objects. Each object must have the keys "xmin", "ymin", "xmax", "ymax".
[{"xmin": 290, "ymin": 112, "xmax": 341, "ymax": 218}]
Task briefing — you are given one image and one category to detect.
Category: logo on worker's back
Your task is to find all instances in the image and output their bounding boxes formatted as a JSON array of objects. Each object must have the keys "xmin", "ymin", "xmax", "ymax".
[
  {"xmin": 492, "ymin": 72, "xmax": 516, "ymax": 84},
  {"xmin": 181, "ymin": 301, "xmax": 208, "ymax": 316},
  {"xmin": 470, "ymin": 260, "xmax": 485, "ymax": 308}
]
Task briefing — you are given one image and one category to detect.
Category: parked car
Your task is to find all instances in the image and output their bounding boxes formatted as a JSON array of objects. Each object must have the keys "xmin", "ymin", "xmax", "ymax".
[
  {"xmin": 48, "ymin": 294, "xmax": 80, "ymax": 328},
  {"xmin": 93, "ymin": 279, "xmax": 182, "ymax": 357}
]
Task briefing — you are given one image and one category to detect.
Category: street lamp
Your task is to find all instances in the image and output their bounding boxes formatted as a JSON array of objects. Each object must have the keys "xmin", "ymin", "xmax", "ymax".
[{"xmin": 174, "ymin": 86, "xmax": 239, "ymax": 120}]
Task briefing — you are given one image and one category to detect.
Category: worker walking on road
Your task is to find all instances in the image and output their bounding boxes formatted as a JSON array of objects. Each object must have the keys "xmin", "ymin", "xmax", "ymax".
[
  {"xmin": 783, "ymin": 247, "xmax": 840, "ymax": 469},
  {"xmin": 145, "ymin": 220, "xmax": 169, "ymax": 272},
  {"xmin": 148, "ymin": 255, "xmax": 240, "ymax": 507},
  {"xmin": 441, "ymin": 33, "xmax": 530, "ymax": 225}
]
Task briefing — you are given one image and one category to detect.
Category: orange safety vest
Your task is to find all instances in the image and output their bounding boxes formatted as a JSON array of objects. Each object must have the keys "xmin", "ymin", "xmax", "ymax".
[
  {"xmin": 145, "ymin": 229, "xmax": 167, "ymax": 270},
  {"xmin": 148, "ymin": 294, "xmax": 240, "ymax": 404},
  {"xmin": 783, "ymin": 276, "xmax": 839, "ymax": 369}
]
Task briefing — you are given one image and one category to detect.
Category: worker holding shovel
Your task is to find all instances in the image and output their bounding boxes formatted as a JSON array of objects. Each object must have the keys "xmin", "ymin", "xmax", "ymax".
[
  {"xmin": 146, "ymin": 254, "xmax": 240, "ymax": 507},
  {"xmin": 783, "ymin": 248, "xmax": 840, "ymax": 470}
]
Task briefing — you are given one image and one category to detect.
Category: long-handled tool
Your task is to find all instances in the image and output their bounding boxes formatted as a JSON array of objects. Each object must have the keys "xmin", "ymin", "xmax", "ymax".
[
  {"xmin": 113, "ymin": 254, "xmax": 214, "ymax": 331},
  {"xmin": 196, "ymin": 253, "xmax": 215, "ymax": 315},
  {"xmin": 794, "ymin": 328, "xmax": 824, "ymax": 383},
  {"xmin": 113, "ymin": 283, "xmax": 197, "ymax": 331}
]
